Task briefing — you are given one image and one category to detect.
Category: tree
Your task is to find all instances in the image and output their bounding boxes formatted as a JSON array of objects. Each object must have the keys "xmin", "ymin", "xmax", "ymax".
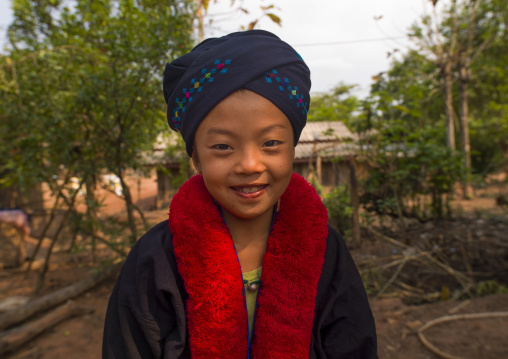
[
  {"xmin": 368, "ymin": 49, "xmax": 443, "ymax": 133},
  {"xmin": 383, "ymin": 0, "xmax": 508, "ymax": 189},
  {"xmin": 1, "ymin": 0, "xmax": 195, "ymax": 289},
  {"xmin": 466, "ymin": 0, "xmax": 508, "ymax": 176},
  {"xmin": 445, "ymin": 0, "xmax": 498, "ymax": 197},
  {"xmin": 195, "ymin": 0, "xmax": 282, "ymax": 42},
  {"xmin": 360, "ymin": 121, "xmax": 464, "ymax": 222},
  {"xmin": 409, "ymin": 0, "xmax": 462, "ymax": 151},
  {"xmin": 408, "ymin": 0, "xmax": 508, "ymax": 196},
  {"xmin": 308, "ymin": 82, "xmax": 360, "ymax": 129}
]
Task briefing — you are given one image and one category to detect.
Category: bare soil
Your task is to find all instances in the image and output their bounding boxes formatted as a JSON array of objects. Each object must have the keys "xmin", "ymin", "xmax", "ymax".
[{"xmin": 1, "ymin": 176, "xmax": 507, "ymax": 359}]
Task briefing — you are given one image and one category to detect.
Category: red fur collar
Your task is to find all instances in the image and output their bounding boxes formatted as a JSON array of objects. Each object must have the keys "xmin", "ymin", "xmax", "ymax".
[{"xmin": 169, "ymin": 173, "xmax": 328, "ymax": 358}]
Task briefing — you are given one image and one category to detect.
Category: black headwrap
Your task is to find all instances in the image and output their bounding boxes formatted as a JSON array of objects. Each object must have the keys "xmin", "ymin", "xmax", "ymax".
[{"xmin": 163, "ymin": 30, "xmax": 311, "ymax": 156}]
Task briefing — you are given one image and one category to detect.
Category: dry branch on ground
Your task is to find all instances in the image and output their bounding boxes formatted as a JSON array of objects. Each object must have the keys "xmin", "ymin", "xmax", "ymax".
[
  {"xmin": 359, "ymin": 219, "xmax": 508, "ymax": 304},
  {"xmin": 0, "ymin": 263, "xmax": 122, "ymax": 332},
  {"xmin": 0, "ymin": 301, "xmax": 94, "ymax": 356}
]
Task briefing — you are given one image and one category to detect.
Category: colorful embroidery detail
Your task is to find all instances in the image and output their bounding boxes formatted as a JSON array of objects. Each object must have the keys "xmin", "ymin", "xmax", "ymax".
[
  {"xmin": 264, "ymin": 69, "xmax": 308, "ymax": 115},
  {"xmin": 171, "ymin": 59, "xmax": 232, "ymax": 131}
]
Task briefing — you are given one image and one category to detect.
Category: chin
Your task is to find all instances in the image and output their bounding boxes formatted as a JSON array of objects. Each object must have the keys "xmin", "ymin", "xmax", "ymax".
[{"xmin": 222, "ymin": 205, "xmax": 274, "ymax": 221}]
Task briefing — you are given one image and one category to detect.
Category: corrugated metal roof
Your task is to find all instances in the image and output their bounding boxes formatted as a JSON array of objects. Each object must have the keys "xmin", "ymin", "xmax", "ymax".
[
  {"xmin": 295, "ymin": 142, "xmax": 358, "ymax": 160},
  {"xmin": 298, "ymin": 121, "xmax": 354, "ymax": 143},
  {"xmin": 295, "ymin": 121, "xmax": 358, "ymax": 160}
]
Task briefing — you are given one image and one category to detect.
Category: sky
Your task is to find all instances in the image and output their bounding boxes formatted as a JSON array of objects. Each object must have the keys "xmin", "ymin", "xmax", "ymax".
[{"xmin": 0, "ymin": 0, "xmax": 434, "ymax": 97}]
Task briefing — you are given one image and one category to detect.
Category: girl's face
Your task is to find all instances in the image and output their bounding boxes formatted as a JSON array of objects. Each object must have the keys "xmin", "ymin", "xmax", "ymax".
[{"xmin": 193, "ymin": 90, "xmax": 295, "ymax": 222}]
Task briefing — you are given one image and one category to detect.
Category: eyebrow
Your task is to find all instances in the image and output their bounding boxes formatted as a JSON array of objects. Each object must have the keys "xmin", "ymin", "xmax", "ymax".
[
  {"xmin": 206, "ymin": 127, "xmax": 235, "ymax": 136},
  {"xmin": 206, "ymin": 124, "xmax": 288, "ymax": 137}
]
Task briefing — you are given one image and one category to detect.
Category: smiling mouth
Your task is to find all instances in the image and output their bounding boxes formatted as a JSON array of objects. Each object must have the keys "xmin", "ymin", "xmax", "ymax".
[{"xmin": 231, "ymin": 185, "xmax": 267, "ymax": 193}]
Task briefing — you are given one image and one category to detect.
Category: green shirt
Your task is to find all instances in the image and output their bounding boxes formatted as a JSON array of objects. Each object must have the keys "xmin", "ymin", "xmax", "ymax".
[{"xmin": 242, "ymin": 266, "xmax": 262, "ymax": 341}]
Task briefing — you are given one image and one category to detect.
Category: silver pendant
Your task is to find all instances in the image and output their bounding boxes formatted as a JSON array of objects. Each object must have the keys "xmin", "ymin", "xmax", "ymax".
[{"xmin": 247, "ymin": 283, "xmax": 259, "ymax": 292}]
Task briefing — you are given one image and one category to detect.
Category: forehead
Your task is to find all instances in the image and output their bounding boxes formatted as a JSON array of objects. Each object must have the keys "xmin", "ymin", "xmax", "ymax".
[{"xmin": 196, "ymin": 90, "xmax": 293, "ymax": 137}]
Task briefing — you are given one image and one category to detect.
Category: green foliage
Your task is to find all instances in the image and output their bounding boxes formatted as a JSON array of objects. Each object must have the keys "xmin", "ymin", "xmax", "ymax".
[
  {"xmin": 398, "ymin": 0, "xmax": 508, "ymax": 177},
  {"xmin": 476, "ymin": 280, "xmax": 508, "ymax": 296},
  {"xmin": 308, "ymin": 82, "xmax": 361, "ymax": 130},
  {"xmin": 470, "ymin": 116, "xmax": 507, "ymax": 175},
  {"xmin": 359, "ymin": 268, "xmax": 384, "ymax": 296},
  {"xmin": 368, "ymin": 50, "xmax": 442, "ymax": 133},
  {"xmin": 467, "ymin": 0, "xmax": 508, "ymax": 175},
  {"xmin": 2, "ymin": 0, "xmax": 194, "ymax": 183},
  {"xmin": 0, "ymin": 0, "xmax": 195, "ymax": 246},
  {"xmin": 308, "ymin": 0, "xmax": 507, "ymax": 227},
  {"xmin": 159, "ymin": 131, "xmax": 191, "ymax": 189},
  {"xmin": 361, "ymin": 124, "xmax": 464, "ymax": 220},
  {"xmin": 322, "ymin": 184, "xmax": 353, "ymax": 239}
]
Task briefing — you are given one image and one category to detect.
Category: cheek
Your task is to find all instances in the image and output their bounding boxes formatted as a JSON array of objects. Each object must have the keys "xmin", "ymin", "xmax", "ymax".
[
  {"xmin": 199, "ymin": 155, "xmax": 230, "ymax": 190},
  {"xmin": 273, "ymin": 152, "xmax": 294, "ymax": 181},
  {"xmin": 283, "ymin": 149, "xmax": 295, "ymax": 170}
]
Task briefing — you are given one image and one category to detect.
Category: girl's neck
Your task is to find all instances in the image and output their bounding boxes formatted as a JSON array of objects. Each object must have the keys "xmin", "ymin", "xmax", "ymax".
[{"xmin": 222, "ymin": 207, "xmax": 274, "ymax": 247}]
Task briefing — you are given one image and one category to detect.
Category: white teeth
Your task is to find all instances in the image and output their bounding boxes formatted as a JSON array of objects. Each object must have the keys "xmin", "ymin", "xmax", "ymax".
[{"xmin": 237, "ymin": 186, "xmax": 264, "ymax": 193}]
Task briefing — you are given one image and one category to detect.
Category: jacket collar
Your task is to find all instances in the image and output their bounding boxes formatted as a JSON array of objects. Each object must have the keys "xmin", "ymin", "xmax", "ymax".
[{"xmin": 169, "ymin": 173, "xmax": 328, "ymax": 358}]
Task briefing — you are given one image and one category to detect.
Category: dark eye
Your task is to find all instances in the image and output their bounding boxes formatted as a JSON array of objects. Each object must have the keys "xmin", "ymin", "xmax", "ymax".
[
  {"xmin": 212, "ymin": 144, "xmax": 232, "ymax": 151},
  {"xmin": 263, "ymin": 140, "xmax": 281, "ymax": 147}
]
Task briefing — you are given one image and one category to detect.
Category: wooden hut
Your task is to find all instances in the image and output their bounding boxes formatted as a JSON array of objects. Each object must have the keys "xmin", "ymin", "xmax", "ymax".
[{"xmin": 293, "ymin": 121, "xmax": 365, "ymax": 188}]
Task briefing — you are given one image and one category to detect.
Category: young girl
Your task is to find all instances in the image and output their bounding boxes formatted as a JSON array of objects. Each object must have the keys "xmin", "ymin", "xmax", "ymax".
[{"xmin": 103, "ymin": 30, "xmax": 377, "ymax": 358}]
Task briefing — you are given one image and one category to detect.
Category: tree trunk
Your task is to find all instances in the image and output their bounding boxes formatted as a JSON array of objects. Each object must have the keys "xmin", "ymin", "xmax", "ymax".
[
  {"xmin": 117, "ymin": 172, "xmax": 138, "ymax": 244},
  {"xmin": 348, "ymin": 159, "xmax": 361, "ymax": 247},
  {"xmin": 442, "ymin": 61, "xmax": 456, "ymax": 150},
  {"xmin": 33, "ymin": 206, "xmax": 71, "ymax": 294},
  {"xmin": 316, "ymin": 155, "xmax": 322, "ymax": 186},
  {"xmin": 85, "ymin": 177, "xmax": 97, "ymax": 262},
  {"xmin": 26, "ymin": 171, "xmax": 73, "ymax": 274},
  {"xmin": 25, "ymin": 195, "xmax": 62, "ymax": 274},
  {"xmin": 0, "ymin": 263, "xmax": 121, "ymax": 332},
  {"xmin": 458, "ymin": 59, "xmax": 472, "ymax": 199},
  {"xmin": 34, "ymin": 182, "xmax": 82, "ymax": 294},
  {"xmin": 196, "ymin": 1, "xmax": 205, "ymax": 42},
  {"xmin": 306, "ymin": 143, "xmax": 317, "ymax": 183},
  {"xmin": 0, "ymin": 302, "xmax": 94, "ymax": 356}
]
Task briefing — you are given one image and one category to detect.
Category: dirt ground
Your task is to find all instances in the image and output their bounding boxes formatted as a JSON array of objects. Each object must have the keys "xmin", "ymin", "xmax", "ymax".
[{"xmin": 1, "ymin": 175, "xmax": 507, "ymax": 359}]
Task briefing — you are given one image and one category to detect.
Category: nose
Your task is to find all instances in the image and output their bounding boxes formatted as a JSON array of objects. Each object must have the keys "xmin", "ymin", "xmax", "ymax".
[{"xmin": 234, "ymin": 145, "xmax": 266, "ymax": 175}]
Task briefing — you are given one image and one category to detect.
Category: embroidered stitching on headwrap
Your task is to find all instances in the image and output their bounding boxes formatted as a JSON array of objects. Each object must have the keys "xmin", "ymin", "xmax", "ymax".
[
  {"xmin": 264, "ymin": 69, "xmax": 309, "ymax": 115},
  {"xmin": 171, "ymin": 59, "xmax": 232, "ymax": 131}
]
